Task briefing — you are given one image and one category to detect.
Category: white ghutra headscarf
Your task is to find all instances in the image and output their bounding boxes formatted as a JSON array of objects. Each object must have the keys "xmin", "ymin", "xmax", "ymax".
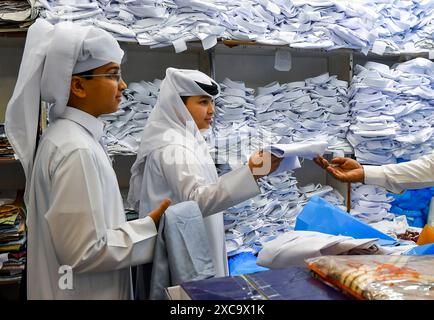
[
  {"xmin": 5, "ymin": 18, "xmax": 123, "ymax": 203},
  {"xmin": 128, "ymin": 67, "xmax": 221, "ymax": 210}
]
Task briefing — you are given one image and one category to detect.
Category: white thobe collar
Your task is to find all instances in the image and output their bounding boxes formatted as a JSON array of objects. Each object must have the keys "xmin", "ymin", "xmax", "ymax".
[{"xmin": 59, "ymin": 106, "xmax": 104, "ymax": 142}]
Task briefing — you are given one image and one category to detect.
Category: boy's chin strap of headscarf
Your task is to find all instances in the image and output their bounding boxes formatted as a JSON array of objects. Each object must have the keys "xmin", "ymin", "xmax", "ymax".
[{"xmin": 4, "ymin": 18, "xmax": 123, "ymax": 204}]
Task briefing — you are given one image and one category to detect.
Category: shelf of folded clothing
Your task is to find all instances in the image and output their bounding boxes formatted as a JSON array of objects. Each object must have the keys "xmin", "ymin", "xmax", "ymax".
[
  {"xmin": 119, "ymin": 39, "xmax": 216, "ymax": 57},
  {"xmin": 118, "ymin": 39, "xmax": 343, "ymax": 59},
  {"xmin": 119, "ymin": 38, "xmax": 433, "ymax": 60},
  {"xmin": 220, "ymin": 39, "xmax": 343, "ymax": 53},
  {"xmin": 216, "ymin": 40, "xmax": 355, "ymax": 58},
  {"xmin": 218, "ymin": 39, "xmax": 433, "ymax": 60},
  {"xmin": 353, "ymin": 49, "xmax": 432, "ymax": 60},
  {"xmin": 145, "ymin": 39, "xmax": 350, "ymax": 58},
  {"xmin": 0, "ymin": 29, "xmax": 431, "ymax": 59},
  {"xmin": 0, "ymin": 199, "xmax": 26, "ymax": 291},
  {"xmin": 120, "ymin": 38, "xmax": 344, "ymax": 56}
]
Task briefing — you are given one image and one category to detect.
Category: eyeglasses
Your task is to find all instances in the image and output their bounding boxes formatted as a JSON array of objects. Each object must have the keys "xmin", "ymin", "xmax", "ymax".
[{"xmin": 79, "ymin": 72, "xmax": 123, "ymax": 83}]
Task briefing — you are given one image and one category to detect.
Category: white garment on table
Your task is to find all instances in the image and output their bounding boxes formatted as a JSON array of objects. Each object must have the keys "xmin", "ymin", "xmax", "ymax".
[
  {"xmin": 364, "ymin": 151, "xmax": 434, "ymax": 194},
  {"xmin": 257, "ymin": 230, "xmax": 381, "ymax": 269},
  {"xmin": 27, "ymin": 107, "xmax": 158, "ymax": 300}
]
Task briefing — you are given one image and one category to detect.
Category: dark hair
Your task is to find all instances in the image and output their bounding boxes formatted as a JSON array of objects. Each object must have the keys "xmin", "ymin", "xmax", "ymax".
[{"xmin": 180, "ymin": 96, "xmax": 189, "ymax": 104}]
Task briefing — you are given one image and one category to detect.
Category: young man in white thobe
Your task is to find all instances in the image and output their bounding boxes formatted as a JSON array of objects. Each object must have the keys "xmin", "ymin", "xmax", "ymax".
[
  {"xmin": 5, "ymin": 19, "xmax": 170, "ymax": 300},
  {"xmin": 128, "ymin": 68, "xmax": 282, "ymax": 280}
]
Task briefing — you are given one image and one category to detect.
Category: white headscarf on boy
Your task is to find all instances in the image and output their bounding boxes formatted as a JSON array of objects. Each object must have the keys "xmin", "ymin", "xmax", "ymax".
[
  {"xmin": 128, "ymin": 67, "xmax": 221, "ymax": 210},
  {"xmin": 5, "ymin": 19, "xmax": 123, "ymax": 203}
]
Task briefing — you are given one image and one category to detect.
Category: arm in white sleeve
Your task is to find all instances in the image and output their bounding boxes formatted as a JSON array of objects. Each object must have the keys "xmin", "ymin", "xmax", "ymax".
[
  {"xmin": 45, "ymin": 149, "xmax": 158, "ymax": 274},
  {"xmin": 158, "ymin": 147, "xmax": 260, "ymax": 216},
  {"xmin": 363, "ymin": 152, "xmax": 434, "ymax": 194}
]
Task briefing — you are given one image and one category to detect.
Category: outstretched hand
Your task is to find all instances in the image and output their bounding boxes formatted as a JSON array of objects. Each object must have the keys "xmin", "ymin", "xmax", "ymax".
[
  {"xmin": 314, "ymin": 155, "xmax": 364, "ymax": 183},
  {"xmin": 248, "ymin": 150, "xmax": 283, "ymax": 180}
]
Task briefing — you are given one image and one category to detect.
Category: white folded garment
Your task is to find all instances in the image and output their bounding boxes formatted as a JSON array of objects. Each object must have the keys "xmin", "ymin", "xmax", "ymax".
[
  {"xmin": 264, "ymin": 141, "xmax": 328, "ymax": 174},
  {"xmin": 257, "ymin": 230, "xmax": 381, "ymax": 269}
]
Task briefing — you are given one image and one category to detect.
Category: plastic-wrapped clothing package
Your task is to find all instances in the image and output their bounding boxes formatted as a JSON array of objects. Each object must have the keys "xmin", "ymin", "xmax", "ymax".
[{"xmin": 306, "ymin": 255, "xmax": 434, "ymax": 300}]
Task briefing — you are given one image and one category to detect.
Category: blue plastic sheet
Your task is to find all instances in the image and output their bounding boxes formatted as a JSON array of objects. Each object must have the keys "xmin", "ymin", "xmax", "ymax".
[
  {"xmin": 295, "ymin": 196, "xmax": 396, "ymax": 245},
  {"xmin": 388, "ymin": 159, "xmax": 434, "ymax": 228},
  {"xmin": 404, "ymin": 243, "xmax": 434, "ymax": 255},
  {"xmin": 389, "ymin": 188, "xmax": 434, "ymax": 228},
  {"xmin": 228, "ymin": 252, "xmax": 268, "ymax": 276}
]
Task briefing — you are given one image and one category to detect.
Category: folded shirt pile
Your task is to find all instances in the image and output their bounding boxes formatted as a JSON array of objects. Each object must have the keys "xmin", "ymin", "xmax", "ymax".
[
  {"xmin": 37, "ymin": 0, "xmax": 433, "ymax": 55},
  {"xmin": 1, "ymin": 0, "xmax": 38, "ymax": 30},
  {"xmin": 255, "ymin": 74, "xmax": 352, "ymax": 154},
  {"xmin": 366, "ymin": 0, "xmax": 434, "ymax": 55},
  {"xmin": 208, "ymin": 78, "xmax": 257, "ymax": 171},
  {"xmin": 347, "ymin": 58, "xmax": 434, "ymax": 164},
  {"xmin": 0, "ymin": 124, "xmax": 15, "ymax": 160},
  {"xmin": 0, "ymin": 202, "xmax": 26, "ymax": 284},
  {"xmin": 350, "ymin": 183, "xmax": 395, "ymax": 224},
  {"xmin": 100, "ymin": 79, "xmax": 161, "ymax": 155}
]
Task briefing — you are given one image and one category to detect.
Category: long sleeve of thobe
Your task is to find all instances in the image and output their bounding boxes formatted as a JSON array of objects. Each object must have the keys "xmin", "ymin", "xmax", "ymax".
[
  {"xmin": 364, "ymin": 152, "xmax": 434, "ymax": 194},
  {"xmin": 156, "ymin": 147, "xmax": 260, "ymax": 216},
  {"xmin": 45, "ymin": 148, "xmax": 158, "ymax": 274}
]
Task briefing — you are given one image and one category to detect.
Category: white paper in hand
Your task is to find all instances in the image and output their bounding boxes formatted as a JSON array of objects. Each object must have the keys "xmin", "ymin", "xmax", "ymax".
[{"xmin": 264, "ymin": 141, "xmax": 328, "ymax": 174}]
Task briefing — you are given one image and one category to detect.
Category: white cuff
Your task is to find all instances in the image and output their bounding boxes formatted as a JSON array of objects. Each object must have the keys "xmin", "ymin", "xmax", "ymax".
[
  {"xmin": 125, "ymin": 216, "xmax": 158, "ymax": 264},
  {"xmin": 363, "ymin": 165, "xmax": 387, "ymax": 187},
  {"xmin": 125, "ymin": 216, "xmax": 158, "ymax": 242},
  {"xmin": 363, "ymin": 165, "xmax": 404, "ymax": 194},
  {"xmin": 221, "ymin": 165, "xmax": 261, "ymax": 204}
]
